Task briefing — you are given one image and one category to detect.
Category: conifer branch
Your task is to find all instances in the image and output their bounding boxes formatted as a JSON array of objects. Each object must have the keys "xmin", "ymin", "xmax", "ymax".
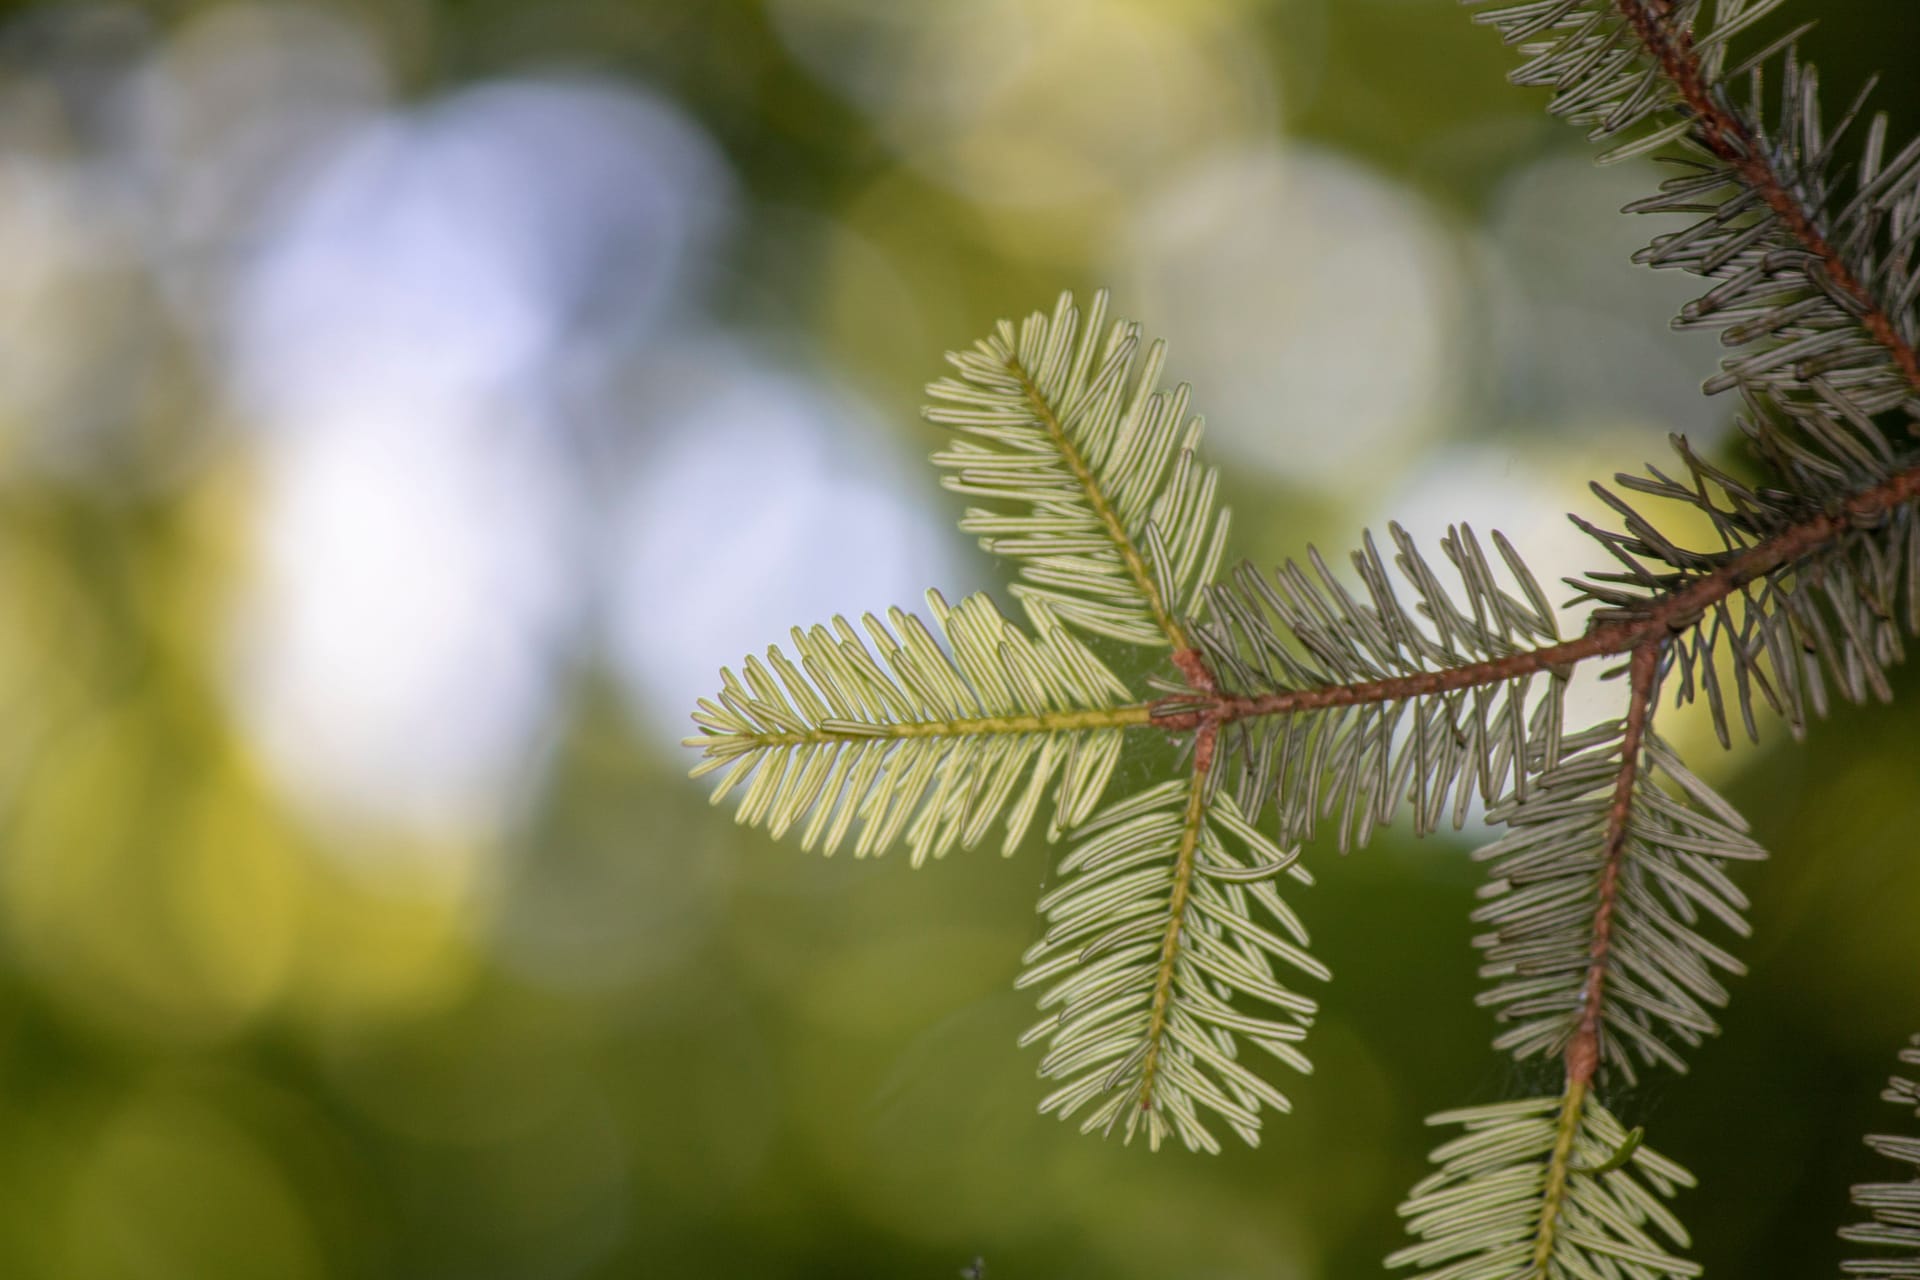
[
  {"xmin": 1005, "ymin": 347, "xmax": 1192, "ymax": 651},
  {"xmin": 1133, "ymin": 719, "xmax": 1220, "ymax": 1118},
  {"xmin": 1475, "ymin": 0, "xmax": 1920, "ymax": 490},
  {"xmin": 1486, "ymin": 648, "xmax": 1667, "ymax": 1277},
  {"xmin": 1186, "ymin": 523, "xmax": 1566, "ymax": 850},
  {"xmin": 1473, "ymin": 693, "xmax": 1765, "ymax": 1081},
  {"xmin": 1390, "ymin": 643, "xmax": 1755, "ymax": 1277},
  {"xmin": 927, "ymin": 291, "xmax": 1232, "ymax": 650},
  {"xmin": 688, "ymin": 591, "xmax": 1145, "ymax": 863},
  {"xmin": 1390, "ymin": 1092, "xmax": 1700, "ymax": 1280},
  {"xmin": 1611, "ymin": 0, "xmax": 1920, "ymax": 394},
  {"xmin": 1015, "ymin": 728, "xmax": 1328, "ymax": 1153},
  {"xmin": 1565, "ymin": 641, "xmax": 1662, "ymax": 1089},
  {"xmin": 1385, "ymin": 5, "xmax": 1920, "ymax": 1267},
  {"xmin": 692, "ymin": 236, "xmax": 1920, "ymax": 1167},
  {"xmin": 1841, "ymin": 1034, "xmax": 1920, "ymax": 1277},
  {"xmin": 1158, "ymin": 456, "xmax": 1920, "ymax": 737}
]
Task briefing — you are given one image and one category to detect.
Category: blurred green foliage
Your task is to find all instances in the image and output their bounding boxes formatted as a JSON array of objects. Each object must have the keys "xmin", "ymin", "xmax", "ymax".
[{"xmin": 0, "ymin": 1, "xmax": 1916, "ymax": 1277}]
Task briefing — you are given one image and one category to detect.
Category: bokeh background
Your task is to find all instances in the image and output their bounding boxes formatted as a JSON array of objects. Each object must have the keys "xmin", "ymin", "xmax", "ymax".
[{"xmin": 1, "ymin": 0, "xmax": 1917, "ymax": 1276}]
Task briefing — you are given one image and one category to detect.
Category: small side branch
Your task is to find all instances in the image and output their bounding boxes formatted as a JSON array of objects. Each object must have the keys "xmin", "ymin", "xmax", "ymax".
[
  {"xmin": 1527, "ymin": 641, "xmax": 1659, "ymax": 1277},
  {"xmin": 1150, "ymin": 456, "xmax": 1920, "ymax": 731},
  {"xmin": 1006, "ymin": 355, "xmax": 1193, "ymax": 651},
  {"xmin": 1567, "ymin": 640, "xmax": 1662, "ymax": 1087},
  {"xmin": 1617, "ymin": 0, "xmax": 1920, "ymax": 393},
  {"xmin": 1839, "ymin": 1034, "xmax": 1920, "ymax": 1274}
]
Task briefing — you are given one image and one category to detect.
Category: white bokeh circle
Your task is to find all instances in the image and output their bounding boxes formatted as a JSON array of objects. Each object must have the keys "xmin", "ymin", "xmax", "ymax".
[{"xmin": 1122, "ymin": 144, "xmax": 1465, "ymax": 487}]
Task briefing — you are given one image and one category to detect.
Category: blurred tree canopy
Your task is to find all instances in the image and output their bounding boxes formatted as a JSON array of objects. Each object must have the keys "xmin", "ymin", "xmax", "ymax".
[{"xmin": 0, "ymin": 0, "xmax": 1915, "ymax": 1276}]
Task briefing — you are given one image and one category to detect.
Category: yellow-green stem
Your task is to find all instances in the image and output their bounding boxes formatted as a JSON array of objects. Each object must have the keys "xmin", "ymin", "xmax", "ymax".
[
  {"xmin": 1531, "ymin": 1078, "xmax": 1589, "ymax": 1276},
  {"xmin": 1005, "ymin": 356, "xmax": 1191, "ymax": 651},
  {"xmin": 1134, "ymin": 719, "xmax": 1218, "ymax": 1113},
  {"xmin": 710, "ymin": 703, "xmax": 1157, "ymax": 751}
]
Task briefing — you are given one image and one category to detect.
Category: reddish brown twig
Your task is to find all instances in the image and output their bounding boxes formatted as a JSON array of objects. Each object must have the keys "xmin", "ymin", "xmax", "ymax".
[
  {"xmin": 1148, "ymin": 457, "xmax": 1920, "ymax": 731},
  {"xmin": 1565, "ymin": 641, "xmax": 1662, "ymax": 1087},
  {"xmin": 1620, "ymin": 0, "xmax": 1920, "ymax": 394}
]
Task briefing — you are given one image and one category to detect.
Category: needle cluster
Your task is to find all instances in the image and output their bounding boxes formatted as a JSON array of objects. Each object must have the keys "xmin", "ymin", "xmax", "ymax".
[{"xmin": 682, "ymin": 0, "xmax": 1920, "ymax": 1270}]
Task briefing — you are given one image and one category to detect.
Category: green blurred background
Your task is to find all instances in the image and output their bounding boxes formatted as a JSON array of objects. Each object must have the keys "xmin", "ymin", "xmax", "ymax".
[{"xmin": 0, "ymin": 0, "xmax": 1916, "ymax": 1275}]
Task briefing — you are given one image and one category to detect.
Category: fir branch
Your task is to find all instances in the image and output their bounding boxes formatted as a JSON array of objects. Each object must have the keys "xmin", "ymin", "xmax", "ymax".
[
  {"xmin": 1473, "ymin": 0, "xmax": 1920, "ymax": 446},
  {"xmin": 1154, "ymin": 457, "xmax": 1920, "ymax": 740},
  {"xmin": 1841, "ymin": 1034, "xmax": 1920, "ymax": 1278},
  {"xmin": 1188, "ymin": 523, "xmax": 1566, "ymax": 849},
  {"xmin": 687, "ymin": 590, "xmax": 1146, "ymax": 863},
  {"xmin": 690, "ymin": 265, "xmax": 1920, "ymax": 1170},
  {"xmin": 926, "ymin": 290, "xmax": 1231, "ymax": 650},
  {"xmin": 1015, "ymin": 729, "xmax": 1328, "ymax": 1153},
  {"xmin": 1473, "ymin": 645, "xmax": 1766, "ymax": 1083},
  {"xmin": 1392, "ymin": 648, "xmax": 1745, "ymax": 1278},
  {"xmin": 1617, "ymin": 0, "xmax": 1920, "ymax": 394},
  {"xmin": 1569, "ymin": 643, "xmax": 1662, "ymax": 1087},
  {"xmin": 1626, "ymin": 3, "xmax": 1920, "ymax": 398},
  {"xmin": 1133, "ymin": 721, "xmax": 1222, "ymax": 1128},
  {"xmin": 1390, "ymin": 1089, "xmax": 1700, "ymax": 1280},
  {"xmin": 1574, "ymin": 435, "xmax": 1920, "ymax": 743}
]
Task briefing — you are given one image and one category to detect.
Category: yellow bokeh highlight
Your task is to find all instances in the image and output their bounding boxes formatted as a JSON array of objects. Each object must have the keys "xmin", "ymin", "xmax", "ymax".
[
  {"xmin": 3, "ymin": 705, "xmax": 299, "ymax": 1044},
  {"xmin": 63, "ymin": 1086, "xmax": 325, "ymax": 1280},
  {"xmin": 281, "ymin": 857, "xmax": 479, "ymax": 1030},
  {"xmin": 0, "ymin": 460, "xmax": 482, "ymax": 1046},
  {"xmin": 776, "ymin": 0, "xmax": 1276, "ymax": 262}
]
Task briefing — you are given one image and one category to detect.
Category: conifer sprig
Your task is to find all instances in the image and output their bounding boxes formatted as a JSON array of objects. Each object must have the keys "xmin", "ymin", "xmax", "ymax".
[
  {"xmin": 1473, "ymin": 650, "xmax": 1766, "ymax": 1084},
  {"xmin": 1188, "ymin": 523, "xmax": 1566, "ymax": 851},
  {"xmin": 926, "ymin": 291, "xmax": 1231, "ymax": 649},
  {"xmin": 682, "ymin": 0, "xmax": 1920, "ymax": 1268},
  {"xmin": 1015, "ymin": 765, "xmax": 1327, "ymax": 1153},
  {"xmin": 1841, "ymin": 1034, "xmax": 1920, "ymax": 1277},
  {"xmin": 1391, "ymin": 647, "xmax": 1742, "ymax": 1278},
  {"xmin": 691, "ymin": 293, "xmax": 1344, "ymax": 1149},
  {"xmin": 1472, "ymin": 0, "xmax": 1920, "ymax": 448},
  {"xmin": 686, "ymin": 591, "xmax": 1144, "ymax": 863},
  {"xmin": 1380, "ymin": 2, "xmax": 1920, "ymax": 1270},
  {"xmin": 1568, "ymin": 438, "xmax": 1920, "ymax": 746},
  {"xmin": 691, "ymin": 282, "xmax": 1920, "ymax": 1160},
  {"xmin": 1390, "ymin": 1090, "xmax": 1700, "ymax": 1280}
]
